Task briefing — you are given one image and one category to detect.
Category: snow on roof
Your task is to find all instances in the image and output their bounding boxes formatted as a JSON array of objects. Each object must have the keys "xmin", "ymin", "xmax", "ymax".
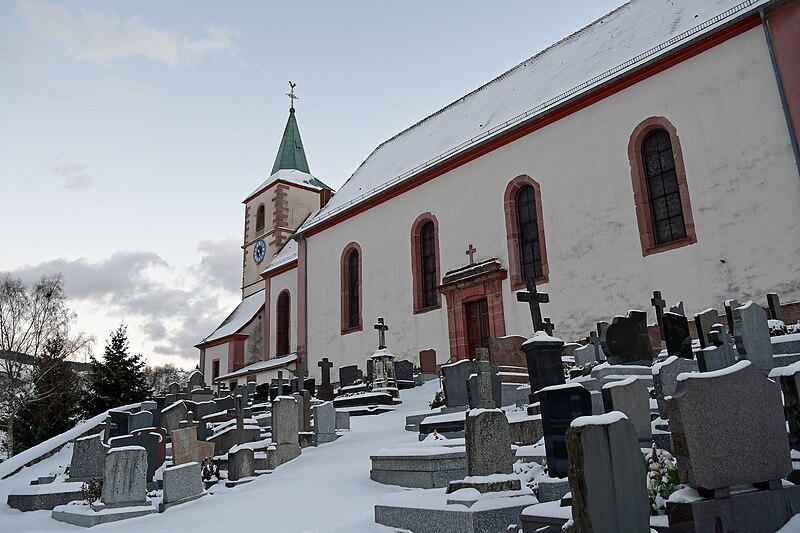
[
  {"xmin": 198, "ymin": 289, "xmax": 264, "ymax": 345},
  {"xmin": 246, "ymin": 169, "xmax": 327, "ymax": 202},
  {"xmin": 262, "ymin": 237, "xmax": 298, "ymax": 275},
  {"xmin": 216, "ymin": 353, "xmax": 299, "ymax": 381},
  {"xmin": 299, "ymin": 0, "xmax": 766, "ymax": 233}
]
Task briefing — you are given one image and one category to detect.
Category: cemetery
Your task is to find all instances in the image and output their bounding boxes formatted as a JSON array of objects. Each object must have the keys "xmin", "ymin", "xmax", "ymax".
[{"xmin": 0, "ymin": 289, "xmax": 797, "ymax": 532}]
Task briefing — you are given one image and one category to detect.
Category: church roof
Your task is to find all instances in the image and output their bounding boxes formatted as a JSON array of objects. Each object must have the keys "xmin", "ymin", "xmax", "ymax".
[
  {"xmin": 197, "ymin": 289, "xmax": 264, "ymax": 346},
  {"xmin": 298, "ymin": 0, "xmax": 767, "ymax": 234},
  {"xmin": 262, "ymin": 236, "xmax": 298, "ymax": 275}
]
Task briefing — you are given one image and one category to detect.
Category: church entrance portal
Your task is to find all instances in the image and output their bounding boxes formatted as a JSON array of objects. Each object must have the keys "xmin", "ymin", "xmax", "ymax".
[{"xmin": 438, "ymin": 259, "xmax": 507, "ymax": 361}]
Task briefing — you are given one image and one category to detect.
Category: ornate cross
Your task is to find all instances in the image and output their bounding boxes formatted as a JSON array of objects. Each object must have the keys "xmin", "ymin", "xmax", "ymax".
[
  {"xmin": 516, "ymin": 280, "xmax": 549, "ymax": 333},
  {"xmin": 318, "ymin": 357, "xmax": 333, "ymax": 384},
  {"xmin": 588, "ymin": 330, "xmax": 602, "ymax": 361},
  {"xmin": 651, "ymin": 290, "xmax": 666, "ymax": 335},
  {"xmin": 474, "ymin": 347, "xmax": 495, "ymax": 409},
  {"xmin": 374, "ymin": 317, "xmax": 389, "ymax": 349},
  {"xmin": 465, "ymin": 244, "xmax": 477, "ymax": 265},
  {"xmin": 286, "ymin": 81, "xmax": 299, "ymax": 110}
]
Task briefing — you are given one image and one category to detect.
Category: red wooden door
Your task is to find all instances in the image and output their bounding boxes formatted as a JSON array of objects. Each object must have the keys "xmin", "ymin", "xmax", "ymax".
[{"xmin": 465, "ymin": 299, "xmax": 490, "ymax": 359}]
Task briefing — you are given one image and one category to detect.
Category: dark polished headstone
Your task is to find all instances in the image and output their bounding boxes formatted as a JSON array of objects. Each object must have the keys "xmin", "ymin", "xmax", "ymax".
[
  {"xmin": 663, "ymin": 312, "xmax": 693, "ymax": 358},
  {"xmin": 394, "ymin": 360, "xmax": 415, "ymax": 389},
  {"xmin": 339, "ymin": 365, "xmax": 360, "ymax": 388},
  {"xmin": 540, "ymin": 383, "xmax": 592, "ymax": 479},
  {"xmin": 522, "ymin": 333, "xmax": 565, "ymax": 398},
  {"xmin": 254, "ymin": 383, "xmax": 270, "ymax": 402},
  {"xmin": 694, "ymin": 308, "xmax": 720, "ymax": 349},
  {"xmin": 303, "ymin": 378, "xmax": 316, "ymax": 396},
  {"xmin": 107, "ymin": 410, "xmax": 130, "ymax": 440},
  {"xmin": 214, "ymin": 395, "xmax": 236, "ymax": 413},
  {"xmin": 602, "ymin": 311, "xmax": 653, "ymax": 365},
  {"xmin": 442, "ymin": 359, "xmax": 471, "ymax": 408},
  {"xmin": 467, "ymin": 372, "xmax": 501, "ymax": 408},
  {"xmin": 317, "ymin": 358, "xmax": 335, "ymax": 400},
  {"xmin": 367, "ymin": 359, "xmax": 374, "ymax": 386},
  {"xmin": 290, "ymin": 377, "xmax": 302, "ymax": 394},
  {"xmin": 724, "ymin": 299, "xmax": 742, "ymax": 337}
]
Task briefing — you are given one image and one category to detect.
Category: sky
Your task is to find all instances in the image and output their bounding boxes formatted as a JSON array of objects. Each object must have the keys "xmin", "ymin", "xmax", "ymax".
[{"xmin": 0, "ymin": 0, "xmax": 623, "ymax": 369}]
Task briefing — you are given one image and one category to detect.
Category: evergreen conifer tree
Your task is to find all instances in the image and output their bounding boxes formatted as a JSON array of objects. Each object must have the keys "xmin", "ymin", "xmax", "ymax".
[
  {"xmin": 12, "ymin": 336, "xmax": 82, "ymax": 454},
  {"xmin": 82, "ymin": 325, "xmax": 152, "ymax": 416}
]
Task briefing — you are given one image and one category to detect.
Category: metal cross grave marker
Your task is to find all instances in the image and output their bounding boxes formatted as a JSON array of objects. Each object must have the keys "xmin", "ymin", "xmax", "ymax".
[{"xmin": 516, "ymin": 280, "xmax": 549, "ymax": 333}]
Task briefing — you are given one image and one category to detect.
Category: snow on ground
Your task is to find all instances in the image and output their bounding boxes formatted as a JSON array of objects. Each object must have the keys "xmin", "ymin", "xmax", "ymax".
[{"xmin": 0, "ymin": 381, "xmax": 442, "ymax": 532}]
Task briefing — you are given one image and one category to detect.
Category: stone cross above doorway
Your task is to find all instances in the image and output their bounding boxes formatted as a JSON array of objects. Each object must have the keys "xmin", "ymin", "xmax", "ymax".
[
  {"xmin": 516, "ymin": 280, "xmax": 549, "ymax": 333},
  {"xmin": 465, "ymin": 244, "xmax": 477, "ymax": 265},
  {"xmin": 374, "ymin": 317, "xmax": 389, "ymax": 349}
]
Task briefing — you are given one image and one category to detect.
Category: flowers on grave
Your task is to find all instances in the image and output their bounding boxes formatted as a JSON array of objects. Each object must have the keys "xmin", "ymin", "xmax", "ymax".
[
  {"xmin": 645, "ymin": 442, "xmax": 680, "ymax": 514},
  {"xmin": 429, "ymin": 391, "xmax": 445, "ymax": 409},
  {"xmin": 432, "ymin": 429, "xmax": 440, "ymax": 440},
  {"xmin": 769, "ymin": 320, "xmax": 788, "ymax": 336},
  {"xmin": 80, "ymin": 478, "xmax": 102, "ymax": 508},
  {"xmin": 515, "ymin": 459, "xmax": 545, "ymax": 499},
  {"xmin": 201, "ymin": 457, "xmax": 220, "ymax": 481}
]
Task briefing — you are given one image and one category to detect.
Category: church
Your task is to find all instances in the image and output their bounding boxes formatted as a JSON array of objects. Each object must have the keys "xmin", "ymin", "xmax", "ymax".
[{"xmin": 196, "ymin": 0, "xmax": 800, "ymax": 391}]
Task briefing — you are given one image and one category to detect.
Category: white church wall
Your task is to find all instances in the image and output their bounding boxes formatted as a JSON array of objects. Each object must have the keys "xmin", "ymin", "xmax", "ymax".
[
  {"xmin": 268, "ymin": 267, "xmax": 299, "ymax": 357},
  {"xmin": 304, "ymin": 26, "xmax": 800, "ymax": 376},
  {"xmin": 203, "ymin": 344, "xmax": 228, "ymax": 382}
]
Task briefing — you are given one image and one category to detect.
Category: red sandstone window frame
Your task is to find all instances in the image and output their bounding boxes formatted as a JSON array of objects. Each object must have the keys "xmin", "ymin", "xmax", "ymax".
[
  {"xmin": 255, "ymin": 203, "xmax": 266, "ymax": 232},
  {"xmin": 504, "ymin": 175, "xmax": 549, "ymax": 291},
  {"xmin": 340, "ymin": 242, "xmax": 363, "ymax": 334},
  {"xmin": 410, "ymin": 213, "xmax": 441, "ymax": 313},
  {"xmin": 276, "ymin": 289, "xmax": 291, "ymax": 356},
  {"xmin": 628, "ymin": 116, "xmax": 697, "ymax": 256}
]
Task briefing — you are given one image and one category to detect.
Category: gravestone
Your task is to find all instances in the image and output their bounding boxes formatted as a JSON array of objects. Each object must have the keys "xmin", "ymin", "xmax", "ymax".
[
  {"xmin": 669, "ymin": 301, "xmax": 685, "ymax": 315},
  {"xmin": 255, "ymin": 383, "xmax": 270, "ymax": 402},
  {"xmin": 698, "ymin": 324, "xmax": 737, "ymax": 372},
  {"xmin": 68, "ymin": 434, "xmax": 108, "ymax": 482},
  {"xmin": 602, "ymin": 310, "xmax": 653, "ymax": 365},
  {"xmin": 772, "ymin": 363, "xmax": 800, "ymax": 450},
  {"xmin": 516, "ymin": 280, "xmax": 549, "ymax": 333},
  {"xmin": 159, "ymin": 462, "xmax": 205, "ymax": 512},
  {"xmin": 107, "ymin": 410, "xmax": 130, "ymax": 440},
  {"xmin": 128, "ymin": 411, "xmax": 154, "ymax": 433},
  {"xmin": 574, "ymin": 340, "xmax": 604, "ymax": 367},
  {"xmin": 161, "ymin": 400, "xmax": 188, "ymax": 435},
  {"xmin": 394, "ymin": 360, "xmax": 415, "ymax": 388},
  {"xmin": 193, "ymin": 400, "xmax": 218, "ymax": 441},
  {"xmin": 662, "ymin": 311, "xmax": 693, "ymax": 358},
  {"xmin": 143, "ymin": 400, "xmax": 162, "ymax": 428},
  {"xmin": 293, "ymin": 390, "xmax": 311, "ymax": 433},
  {"xmin": 131, "ymin": 427, "xmax": 167, "ymax": 470},
  {"xmin": 102, "ymin": 446, "xmax": 149, "ymax": 507},
  {"xmin": 366, "ymin": 359, "xmax": 374, "ymax": 386},
  {"xmin": 335, "ymin": 410, "xmax": 350, "ymax": 431},
  {"xmin": 522, "ymin": 331, "xmax": 565, "ymax": 397},
  {"xmin": 601, "ymin": 377, "xmax": 652, "ymax": 444},
  {"xmin": 733, "ymin": 301, "xmax": 773, "ymax": 374},
  {"xmin": 188, "ymin": 369, "xmax": 205, "ymax": 391},
  {"xmin": 724, "ymin": 299, "xmax": 743, "ymax": 337},
  {"xmin": 566, "ymin": 413, "xmax": 649, "ymax": 532},
  {"xmin": 317, "ymin": 358, "xmax": 335, "ymax": 400},
  {"xmin": 539, "ymin": 383, "xmax": 592, "ymax": 479},
  {"xmin": 108, "ymin": 431, "xmax": 162, "ymax": 482},
  {"xmin": 768, "ymin": 292, "xmax": 784, "ymax": 322},
  {"xmin": 339, "ymin": 365, "xmax": 360, "ymax": 388},
  {"xmin": 651, "ymin": 290, "xmax": 667, "ymax": 339},
  {"xmin": 268, "ymin": 396, "xmax": 301, "ymax": 469},
  {"xmin": 668, "ymin": 361, "xmax": 790, "ymax": 493},
  {"xmin": 653, "ymin": 356, "xmax": 698, "ymax": 418},
  {"xmin": 312, "ymin": 401, "xmax": 338, "ymax": 445},
  {"xmin": 215, "ymin": 394, "xmax": 236, "ymax": 413},
  {"xmin": 172, "ymin": 426, "xmax": 215, "ymax": 465},
  {"xmin": 467, "ymin": 372, "xmax": 502, "ymax": 408},
  {"xmin": 442, "ymin": 359, "xmax": 471, "ymax": 407},
  {"xmin": 228, "ymin": 446, "xmax": 255, "ymax": 481},
  {"xmin": 419, "ymin": 349, "xmax": 437, "ymax": 375},
  {"xmin": 290, "ymin": 377, "xmax": 302, "ymax": 394},
  {"xmin": 694, "ymin": 308, "xmax": 720, "ymax": 349},
  {"xmin": 303, "ymin": 378, "xmax": 316, "ymax": 396},
  {"xmin": 488, "ymin": 335, "xmax": 527, "ymax": 368},
  {"xmin": 167, "ymin": 382, "xmax": 181, "ymax": 395}
]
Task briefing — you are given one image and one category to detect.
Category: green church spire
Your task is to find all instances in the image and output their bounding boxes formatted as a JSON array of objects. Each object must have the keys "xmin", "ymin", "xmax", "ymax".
[{"xmin": 271, "ymin": 82, "xmax": 310, "ymax": 175}]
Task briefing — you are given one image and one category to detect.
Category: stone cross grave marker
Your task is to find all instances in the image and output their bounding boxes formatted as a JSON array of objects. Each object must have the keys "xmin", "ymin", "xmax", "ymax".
[
  {"xmin": 473, "ymin": 348, "xmax": 496, "ymax": 409},
  {"xmin": 694, "ymin": 308, "xmax": 720, "ymax": 349},
  {"xmin": 588, "ymin": 331, "xmax": 604, "ymax": 362},
  {"xmin": 724, "ymin": 299, "xmax": 743, "ymax": 337},
  {"xmin": 276, "ymin": 371, "xmax": 286, "ymax": 396},
  {"xmin": 566, "ymin": 413, "xmax": 649, "ymax": 532},
  {"xmin": 539, "ymin": 383, "xmax": 592, "ymax": 479},
  {"xmin": 733, "ymin": 301, "xmax": 773, "ymax": 374},
  {"xmin": 317, "ymin": 357, "xmax": 335, "ymax": 400},
  {"xmin": 602, "ymin": 310, "xmax": 653, "ymax": 366},
  {"xmin": 517, "ymin": 280, "xmax": 549, "ymax": 333},
  {"xmin": 465, "ymin": 244, "xmax": 477, "ymax": 265},
  {"xmin": 374, "ymin": 317, "xmax": 389, "ymax": 349},
  {"xmin": 768, "ymin": 292, "xmax": 783, "ymax": 322},
  {"xmin": 651, "ymin": 290, "xmax": 667, "ymax": 338}
]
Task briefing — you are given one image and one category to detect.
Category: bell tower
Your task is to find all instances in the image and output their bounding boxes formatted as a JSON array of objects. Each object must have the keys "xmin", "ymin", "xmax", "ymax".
[{"xmin": 240, "ymin": 83, "xmax": 333, "ymax": 297}]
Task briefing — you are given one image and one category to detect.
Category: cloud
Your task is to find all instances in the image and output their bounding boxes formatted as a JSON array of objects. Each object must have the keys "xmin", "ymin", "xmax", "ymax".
[
  {"xmin": 50, "ymin": 158, "xmax": 96, "ymax": 190},
  {"xmin": 8, "ymin": 239, "xmax": 242, "ymax": 366},
  {"xmin": 16, "ymin": 0, "xmax": 241, "ymax": 69}
]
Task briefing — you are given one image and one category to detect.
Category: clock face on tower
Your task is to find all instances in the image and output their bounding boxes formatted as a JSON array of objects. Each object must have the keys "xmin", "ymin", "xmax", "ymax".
[{"xmin": 253, "ymin": 239, "xmax": 266, "ymax": 264}]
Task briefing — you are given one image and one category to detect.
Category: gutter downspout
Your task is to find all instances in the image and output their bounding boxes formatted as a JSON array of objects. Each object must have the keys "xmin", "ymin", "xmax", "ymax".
[
  {"xmin": 760, "ymin": 7, "xmax": 800, "ymax": 176},
  {"xmin": 295, "ymin": 232, "xmax": 309, "ymax": 379}
]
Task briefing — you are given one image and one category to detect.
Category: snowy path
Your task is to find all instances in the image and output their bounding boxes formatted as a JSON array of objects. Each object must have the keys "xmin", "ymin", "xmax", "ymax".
[{"xmin": 0, "ymin": 381, "xmax": 439, "ymax": 532}]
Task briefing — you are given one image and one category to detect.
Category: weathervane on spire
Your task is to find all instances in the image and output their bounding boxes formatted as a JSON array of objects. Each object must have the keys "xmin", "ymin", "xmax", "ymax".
[{"xmin": 286, "ymin": 81, "xmax": 298, "ymax": 112}]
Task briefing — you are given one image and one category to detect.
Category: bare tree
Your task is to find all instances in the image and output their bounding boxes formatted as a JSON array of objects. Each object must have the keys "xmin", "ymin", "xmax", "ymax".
[{"xmin": 0, "ymin": 273, "xmax": 92, "ymax": 457}]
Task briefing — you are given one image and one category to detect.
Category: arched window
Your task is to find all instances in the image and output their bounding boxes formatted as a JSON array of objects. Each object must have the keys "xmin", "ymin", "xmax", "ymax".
[
  {"xmin": 410, "ymin": 213, "xmax": 441, "ymax": 312},
  {"xmin": 628, "ymin": 117, "xmax": 696, "ymax": 256},
  {"xmin": 341, "ymin": 243, "xmax": 362, "ymax": 333},
  {"xmin": 276, "ymin": 290, "xmax": 290, "ymax": 356},
  {"xmin": 504, "ymin": 175, "xmax": 549, "ymax": 290},
  {"xmin": 516, "ymin": 185, "xmax": 542, "ymax": 282},
  {"xmin": 255, "ymin": 204, "xmax": 265, "ymax": 232}
]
